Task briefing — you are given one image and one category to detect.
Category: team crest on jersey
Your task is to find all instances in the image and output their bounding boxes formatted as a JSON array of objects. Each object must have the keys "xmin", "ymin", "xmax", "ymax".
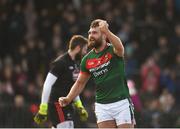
[{"xmin": 86, "ymin": 53, "xmax": 112, "ymax": 69}]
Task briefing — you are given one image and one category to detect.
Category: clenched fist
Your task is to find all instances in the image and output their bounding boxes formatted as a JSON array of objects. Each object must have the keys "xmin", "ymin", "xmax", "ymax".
[{"xmin": 58, "ymin": 97, "xmax": 71, "ymax": 107}]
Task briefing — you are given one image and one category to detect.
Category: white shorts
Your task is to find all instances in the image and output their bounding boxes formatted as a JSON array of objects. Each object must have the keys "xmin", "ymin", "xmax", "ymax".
[
  {"xmin": 56, "ymin": 120, "xmax": 74, "ymax": 128},
  {"xmin": 95, "ymin": 98, "xmax": 136, "ymax": 126}
]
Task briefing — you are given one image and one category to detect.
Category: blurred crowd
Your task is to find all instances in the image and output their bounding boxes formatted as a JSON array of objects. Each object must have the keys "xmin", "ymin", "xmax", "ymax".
[{"xmin": 0, "ymin": 0, "xmax": 180, "ymax": 128}]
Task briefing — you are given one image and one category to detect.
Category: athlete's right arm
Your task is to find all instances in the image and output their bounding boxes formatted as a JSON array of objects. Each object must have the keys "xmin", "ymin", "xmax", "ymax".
[
  {"xmin": 59, "ymin": 72, "xmax": 90, "ymax": 107},
  {"xmin": 34, "ymin": 72, "xmax": 57, "ymax": 124},
  {"xmin": 41, "ymin": 72, "xmax": 57, "ymax": 104}
]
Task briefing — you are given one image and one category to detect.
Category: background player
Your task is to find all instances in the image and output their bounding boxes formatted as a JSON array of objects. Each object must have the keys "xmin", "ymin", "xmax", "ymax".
[{"xmin": 34, "ymin": 35, "xmax": 88, "ymax": 128}]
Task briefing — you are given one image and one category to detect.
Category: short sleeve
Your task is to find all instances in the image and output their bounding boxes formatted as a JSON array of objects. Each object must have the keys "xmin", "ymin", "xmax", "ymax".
[
  {"xmin": 50, "ymin": 61, "xmax": 64, "ymax": 77},
  {"xmin": 109, "ymin": 44, "xmax": 123, "ymax": 59},
  {"xmin": 80, "ymin": 56, "xmax": 89, "ymax": 74}
]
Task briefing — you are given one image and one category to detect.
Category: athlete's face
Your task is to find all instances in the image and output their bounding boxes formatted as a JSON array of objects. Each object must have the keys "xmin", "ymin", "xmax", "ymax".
[{"xmin": 88, "ymin": 27, "xmax": 103, "ymax": 49}]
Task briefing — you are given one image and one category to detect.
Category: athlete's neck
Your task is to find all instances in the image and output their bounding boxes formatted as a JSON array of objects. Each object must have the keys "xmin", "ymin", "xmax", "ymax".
[
  {"xmin": 94, "ymin": 41, "xmax": 107, "ymax": 53},
  {"xmin": 68, "ymin": 50, "xmax": 76, "ymax": 60}
]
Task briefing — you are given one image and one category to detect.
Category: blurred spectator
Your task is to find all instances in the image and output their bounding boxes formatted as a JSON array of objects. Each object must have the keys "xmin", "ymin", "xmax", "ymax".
[
  {"xmin": 173, "ymin": 53, "xmax": 180, "ymax": 105},
  {"xmin": 159, "ymin": 89, "xmax": 179, "ymax": 127},
  {"xmin": 7, "ymin": 95, "xmax": 34, "ymax": 127},
  {"xmin": 160, "ymin": 68, "xmax": 176, "ymax": 94},
  {"xmin": 117, "ymin": 22, "xmax": 132, "ymax": 44},
  {"xmin": 24, "ymin": 0, "xmax": 37, "ymax": 40},
  {"xmin": 170, "ymin": 23, "xmax": 180, "ymax": 60},
  {"xmin": 36, "ymin": 8, "xmax": 52, "ymax": 44},
  {"xmin": 127, "ymin": 79, "xmax": 143, "ymax": 127},
  {"xmin": 128, "ymin": 79, "xmax": 142, "ymax": 112},
  {"xmin": 141, "ymin": 96, "xmax": 161, "ymax": 128},
  {"xmin": 155, "ymin": 36, "xmax": 171, "ymax": 68},
  {"xmin": 12, "ymin": 64, "xmax": 27, "ymax": 95},
  {"xmin": 25, "ymin": 82, "xmax": 40, "ymax": 104},
  {"xmin": 26, "ymin": 39, "xmax": 39, "ymax": 81},
  {"xmin": 140, "ymin": 56, "xmax": 161, "ymax": 94},
  {"xmin": 0, "ymin": 57, "xmax": 14, "ymax": 104},
  {"xmin": 125, "ymin": 40, "xmax": 139, "ymax": 78},
  {"xmin": 7, "ymin": 3, "xmax": 26, "ymax": 55}
]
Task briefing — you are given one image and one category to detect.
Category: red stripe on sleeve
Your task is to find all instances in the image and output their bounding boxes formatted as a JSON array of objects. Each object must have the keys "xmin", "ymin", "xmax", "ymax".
[{"xmin": 80, "ymin": 71, "xmax": 90, "ymax": 75}]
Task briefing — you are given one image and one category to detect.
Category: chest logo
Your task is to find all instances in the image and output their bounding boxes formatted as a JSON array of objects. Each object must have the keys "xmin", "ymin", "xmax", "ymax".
[{"xmin": 86, "ymin": 53, "xmax": 112, "ymax": 69}]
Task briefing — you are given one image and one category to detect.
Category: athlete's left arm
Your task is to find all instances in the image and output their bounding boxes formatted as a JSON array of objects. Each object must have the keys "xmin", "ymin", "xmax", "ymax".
[{"xmin": 99, "ymin": 20, "xmax": 124, "ymax": 57}]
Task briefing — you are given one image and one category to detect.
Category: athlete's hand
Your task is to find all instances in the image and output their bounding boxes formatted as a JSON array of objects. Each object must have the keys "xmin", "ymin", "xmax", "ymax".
[
  {"xmin": 99, "ymin": 20, "xmax": 109, "ymax": 33},
  {"xmin": 34, "ymin": 103, "xmax": 48, "ymax": 124},
  {"xmin": 76, "ymin": 107, "xmax": 88, "ymax": 121},
  {"xmin": 58, "ymin": 97, "xmax": 71, "ymax": 107},
  {"xmin": 73, "ymin": 100, "xmax": 88, "ymax": 122}
]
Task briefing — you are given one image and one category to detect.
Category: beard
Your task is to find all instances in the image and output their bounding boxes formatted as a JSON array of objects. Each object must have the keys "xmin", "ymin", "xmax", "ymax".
[
  {"xmin": 88, "ymin": 36, "xmax": 103, "ymax": 49},
  {"xmin": 75, "ymin": 48, "xmax": 85, "ymax": 63},
  {"xmin": 75, "ymin": 52, "xmax": 82, "ymax": 62}
]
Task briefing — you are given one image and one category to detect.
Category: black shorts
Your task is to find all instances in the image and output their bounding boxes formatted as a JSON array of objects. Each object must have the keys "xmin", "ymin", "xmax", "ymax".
[{"xmin": 48, "ymin": 102, "xmax": 74, "ymax": 127}]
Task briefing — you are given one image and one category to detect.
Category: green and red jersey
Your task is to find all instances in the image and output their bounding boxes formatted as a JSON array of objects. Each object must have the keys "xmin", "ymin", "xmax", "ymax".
[{"xmin": 80, "ymin": 44, "xmax": 130, "ymax": 104}]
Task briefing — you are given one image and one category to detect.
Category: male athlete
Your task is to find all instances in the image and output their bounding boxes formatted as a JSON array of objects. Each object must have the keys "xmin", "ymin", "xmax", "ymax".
[
  {"xmin": 34, "ymin": 35, "xmax": 88, "ymax": 128},
  {"xmin": 58, "ymin": 19, "xmax": 136, "ymax": 128}
]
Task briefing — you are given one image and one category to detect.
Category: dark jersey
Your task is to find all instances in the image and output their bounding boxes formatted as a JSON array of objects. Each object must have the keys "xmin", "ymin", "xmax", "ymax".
[{"xmin": 49, "ymin": 52, "xmax": 80, "ymax": 102}]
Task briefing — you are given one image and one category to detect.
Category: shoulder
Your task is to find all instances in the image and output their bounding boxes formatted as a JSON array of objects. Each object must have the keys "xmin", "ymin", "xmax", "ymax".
[
  {"xmin": 51, "ymin": 53, "xmax": 67, "ymax": 66},
  {"xmin": 82, "ymin": 49, "xmax": 94, "ymax": 60},
  {"xmin": 106, "ymin": 43, "xmax": 124, "ymax": 59},
  {"xmin": 80, "ymin": 50, "xmax": 94, "ymax": 66}
]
